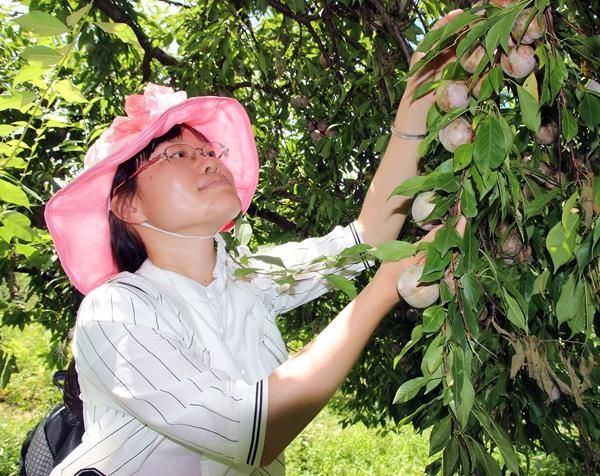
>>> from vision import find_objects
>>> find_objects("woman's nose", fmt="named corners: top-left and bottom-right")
top-left (197, 156), bottom-right (219, 174)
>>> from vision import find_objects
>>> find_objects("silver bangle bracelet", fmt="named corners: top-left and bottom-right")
top-left (391, 125), bottom-right (426, 140)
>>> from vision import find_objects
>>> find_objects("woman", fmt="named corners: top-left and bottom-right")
top-left (45, 11), bottom-right (462, 475)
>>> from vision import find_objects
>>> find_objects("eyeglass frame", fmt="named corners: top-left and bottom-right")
top-left (111, 141), bottom-right (229, 197)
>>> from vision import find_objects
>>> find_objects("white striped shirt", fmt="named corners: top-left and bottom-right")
top-left (51, 222), bottom-right (367, 476)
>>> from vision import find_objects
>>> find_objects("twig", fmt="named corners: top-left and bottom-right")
top-left (369, 0), bottom-right (413, 64)
top-left (92, 0), bottom-right (179, 67)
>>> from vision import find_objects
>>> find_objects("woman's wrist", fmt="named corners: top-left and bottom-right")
top-left (395, 86), bottom-right (432, 136)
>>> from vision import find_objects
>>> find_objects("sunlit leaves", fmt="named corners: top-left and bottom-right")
top-left (14, 11), bottom-right (68, 37)
top-left (0, 178), bottom-right (30, 207)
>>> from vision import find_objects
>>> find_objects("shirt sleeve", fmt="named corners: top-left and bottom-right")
top-left (73, 283), bottom-right (268, 470)
top-left (241, 221), bottom-right (372, 315)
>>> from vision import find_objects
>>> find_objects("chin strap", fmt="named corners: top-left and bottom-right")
top-left (140, 221), bottom-right (215, 240)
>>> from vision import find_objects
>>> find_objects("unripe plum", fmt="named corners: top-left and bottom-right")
top-left (291, 95), bottom-right (308, 109)
top-left (397, 263), bottom-right (440, 309)
top-left (497, 224), bottom-right (523, 259)
top-left (511, 8), bottom-right (546, 44)
top-left (324, 127), bottom-right (337, 138)
top-left (319, 52), bottom-right (330, 68)
top-left (438, 117), bottom-right (473, 152)
top-left (460, 45), bottom-right (486, 74)
top-left (535, 121), bottom-right (558, 145)
top-left (411, 191), bottom-right (437, 230)
top-left (501, 45), bottom-right (537, 79)
top-left (435, 80), bottom-right (470, 112)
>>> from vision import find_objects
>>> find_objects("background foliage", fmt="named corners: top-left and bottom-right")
top-left (0, 0), bottom-right (598, 474)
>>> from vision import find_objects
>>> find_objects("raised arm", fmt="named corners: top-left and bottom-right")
top-left (259, 215), bottom-right (468, 466)
top-left (355, 10), bottom-right (463, 246)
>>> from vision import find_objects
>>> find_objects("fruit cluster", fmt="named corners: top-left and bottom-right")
top-left (397, 1), bottom-right (553, 308)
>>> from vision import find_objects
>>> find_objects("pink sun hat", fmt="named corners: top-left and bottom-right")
top-left (45, 83), bottom-right (259, 295)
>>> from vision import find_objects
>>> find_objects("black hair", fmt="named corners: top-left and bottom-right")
top-left (108, 123), bottom-right (209, 273)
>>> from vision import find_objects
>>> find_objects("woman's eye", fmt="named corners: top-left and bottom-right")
top-left (170, 150), bottom-right (188, 160)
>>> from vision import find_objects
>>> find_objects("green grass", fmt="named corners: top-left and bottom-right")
top-left (0, 324), bottom-right (582, 476)
top-left (286, 408), bottom-right (430, 475)
top-left (0, 324), bottom-right (62, 476)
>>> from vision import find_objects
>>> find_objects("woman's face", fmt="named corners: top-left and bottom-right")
top-left (132, 127), bottom-right (242, 235)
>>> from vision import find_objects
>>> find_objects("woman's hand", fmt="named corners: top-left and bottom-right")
top-left (370, 216), bottom-right (467, 307)
top-left (395, 9), bottom-right (464, 133)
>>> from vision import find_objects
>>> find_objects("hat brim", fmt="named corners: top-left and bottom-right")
top-left (45, 96), bottom-right (259, 295)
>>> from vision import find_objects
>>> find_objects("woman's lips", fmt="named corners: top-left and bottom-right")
top-left (200, 175), bottom-right (232, 190)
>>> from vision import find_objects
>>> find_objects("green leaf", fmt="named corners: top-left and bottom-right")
top-left (485, 4), bottom-right (527, 56)
top-left (233, 267), bottom-right (259, 277)
top-left (421, 247), bottom-right (452, 283)
top-left (503, 291), bottom-right (528, 333)
top-left (0, 179), bottom-right (30, 207)
top-left (443, 437), bottom-right (460, 476)
top-left (579, 93), bottom-right (600, 129)
top-left (394, 325), bottom-right (423, 366)
top-left (561, 192), bottom-right (579, 230)
top-left (461, 179), bottom-right (478, 218)
top-left (15, 10), bottom-right (69, 36)
top-left (524, 188), bottom-right (560, 219)
top-left (54, 79), bottom-right (88, 103)
top-left (13, 62), bottom-right (47, 87)
top-left (429, 415), bottom-right (452, 455)
top-left (453, 143), bottom-right (473, 172)
top-left (532, 269), bottom-right (550, 296)
top-left (546, 215), bottom-right (579, 272)
top-left (0, 92), bottom-right (36, 112)
top-left (390, 175), bottom-right (431, 197)
top-left (422, 333), bottom-right (444, 376)
top-left (541, 50), bottom-right (567, 105)
top-left (473, 116), bottom-right (507, 175)
top-left (22, 45), bottom-right (63, 66)
top-left (95, 22), bottom-right (142, 50)
top-left (556, 275), bottom-right (584, 324)
top-left (393, 376), bottom-right (429, 404)
top-left (371, 240), bottom-right (416, 261)
top-left (234, 220), bottom-right (252, 247)
top-left (1, 211), bottom-right (34, 241)
top-left (473, 405), bottom-right (521, 475)
top-left (250, 255), bottom-right (286, 268)
top-left (456, 222), bottom-right (479, 275)
top-left (431, 173), bottom-right (460, 193)
top-left (466, 437), bottom-right (502, 476)
top-left (67, 3), bottom-right (93, 27)
top-left (561, 107), bottom-right (578, 143)
top-left (324, 274), bottom-right (357, 299)
top-left (417, 12), bottom-right (481, 54)
top-left (422, 305), bottom-right (446, 333)
top-left (434, 223), bottom-right (463, 256)
top-left (0, 350), bottom-right (18, 388)
top-left (517, 85), bottom-right (541, 132)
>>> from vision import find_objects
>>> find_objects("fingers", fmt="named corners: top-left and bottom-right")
top-left (431, 9), bottom-right (464, 31)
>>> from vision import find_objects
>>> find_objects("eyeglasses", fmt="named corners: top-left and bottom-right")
top-left (111, 142), bottom-right (229, 196)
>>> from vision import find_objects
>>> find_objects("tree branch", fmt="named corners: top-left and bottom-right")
top-left (92, 0), bottom-right (180, 69)
top-left (369, 0), bottom-right (413, 64)
top-left (248, 204), bottom-right (300, 233)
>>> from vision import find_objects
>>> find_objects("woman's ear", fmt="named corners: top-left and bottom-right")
top-left (110, 193), bottom-right (147, 224)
